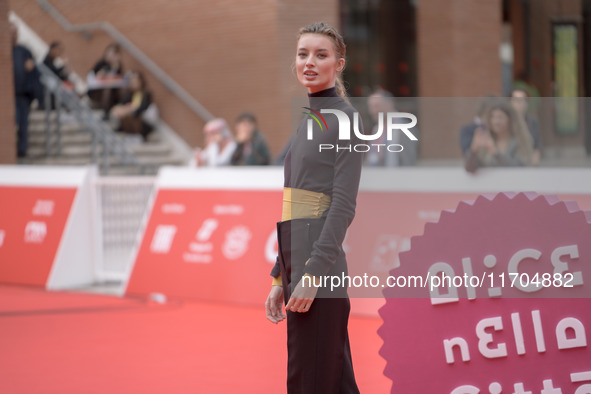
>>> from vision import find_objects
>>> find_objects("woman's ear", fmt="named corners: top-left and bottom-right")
top-left (336, 58), bottom-right (345, 73)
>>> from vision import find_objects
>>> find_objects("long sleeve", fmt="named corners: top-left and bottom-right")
top-left (304, 107), bottom-right (363, 278)
top-left (271, 87), bottom-right (363, 281)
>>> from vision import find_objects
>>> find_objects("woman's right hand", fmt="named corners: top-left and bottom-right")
top-left (265, 286), bottom-right (286, 324)
top-left (471, 127), bottom-right (496, 154)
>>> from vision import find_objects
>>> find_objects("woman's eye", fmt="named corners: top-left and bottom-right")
top-left (317, 53), bottom-right (326, 58)
top-left (298, 52), bottom-right (307, 57)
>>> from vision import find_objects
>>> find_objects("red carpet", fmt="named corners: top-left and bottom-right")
top-left (0, 285), bottom-right (390, 393)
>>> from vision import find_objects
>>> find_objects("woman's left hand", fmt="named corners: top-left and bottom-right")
top-left (285, 275), bottom-right (319, 313)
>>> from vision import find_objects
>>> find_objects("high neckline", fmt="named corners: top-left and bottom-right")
top-left (308, 86), bottom-right (339, 98)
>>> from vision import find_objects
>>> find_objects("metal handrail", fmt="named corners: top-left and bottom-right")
top-left (38, 62), bottom-right (138, 173)
top-left (36, 0), bottom-right (214, 122)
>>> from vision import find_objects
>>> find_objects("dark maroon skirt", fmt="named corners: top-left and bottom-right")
top-left (276, 218), bottom-right (359, 394)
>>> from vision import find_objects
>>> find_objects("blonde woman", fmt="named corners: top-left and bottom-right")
top-left (265, 22), bottom-right (362, 393)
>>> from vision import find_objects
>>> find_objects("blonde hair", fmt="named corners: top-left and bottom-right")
top-left (297, 22), bottom-right (347, 98)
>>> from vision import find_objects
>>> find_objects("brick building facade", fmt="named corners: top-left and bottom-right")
top-left (1, 0), bottom-right (16, 164)
top-left (1, 0), bottom-right (589, 163)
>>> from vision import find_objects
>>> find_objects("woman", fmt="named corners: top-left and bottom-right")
top-left (230, 112), bottom-right (271, 166)
top-left (265, 22), bottom-right (362, 393)
top-left (89, 43), bottom-right (124, 117)
top-left (110, 70), bottom-right (154, 141)
top-left (464, 101), bottom-right (534, 173)
top-left (193, 118), bottom-right (236, 167)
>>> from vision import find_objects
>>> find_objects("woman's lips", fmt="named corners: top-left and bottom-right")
top-left (304, 71), bottom-right (318, 81)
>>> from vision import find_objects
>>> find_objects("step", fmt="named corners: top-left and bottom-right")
top-left (29, 109), bottom-right (103, 123)
top-left (27, 139), bottom-right (172, 159)
top-left (28, 122), bottom-right (86, 135)
top-left (115, 131), bottom-right (164, 143)
top-left (130, 143), bottom-right (172, 157)
top-left (29, 132), bottom-right (94, 146)
top-left (25, 156), bottom-right (94, 166)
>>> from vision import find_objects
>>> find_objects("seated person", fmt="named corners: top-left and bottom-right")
top-left (464, 101), bottom-right (534, 173)
top-left (43, 41), bottom-right (69, 81)
top-left (88, 43), bottom-right (124, 116)
top-left (110, 70), bottom-right (154, 141)
top-left (231, 112), bottom-right (270, 165)
top-left (193, 118), bottom-right (237, 167)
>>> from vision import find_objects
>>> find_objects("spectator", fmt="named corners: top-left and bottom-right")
top-left (110, 71), bottom-right (154, 141)
top-left (365, 89), bottom-right (418, 166)
top-left (41, 41), bottom-right (71, 110)
top-left (510, 88), bottom-right (542, 165)
top-left (43, 41), bottom-right (69, 81)
top-left (193, 118), bottom-right (237, 167)
top-left (11, 22), bottom-right (40, 158)
top-left (89, 43), bottom-right (124, 117)
top-left (231, 112), bottom-right (271, 165)
top-left (464, 101), bottom-right (534, 173)
top-left (459, 95), bottom-right (499, 155)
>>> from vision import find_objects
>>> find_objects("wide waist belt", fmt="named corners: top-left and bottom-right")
top-left (281, 187), bottom-right (331, 222)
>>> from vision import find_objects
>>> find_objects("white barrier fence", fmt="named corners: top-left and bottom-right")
top-left (2, 165), bottom-right (591, 295)
top-left (93, 176), bottom-right (156, 282)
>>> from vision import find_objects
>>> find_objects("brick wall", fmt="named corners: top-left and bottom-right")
top-left (0, 0), bottom-right (16, 164)
top-left (417, 0), bottom-right (503, 159)
top-left (7, 0), bottom-right (338, 158)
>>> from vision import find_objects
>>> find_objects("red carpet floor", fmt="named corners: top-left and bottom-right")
top-left (0, 285), bottom-right (390, 393)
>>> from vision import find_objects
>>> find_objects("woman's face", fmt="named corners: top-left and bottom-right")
top-left (235, 120), bottom-right (254, 143)
top-left (489, 109), bottom-right (510, 136)
top-left (105, 47), bottom-right (120, 64)
top-left (295, 34), bottom-right (344, 93)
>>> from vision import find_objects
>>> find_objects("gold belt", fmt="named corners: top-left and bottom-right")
top-left (281, 187), bottom-right (331, 222)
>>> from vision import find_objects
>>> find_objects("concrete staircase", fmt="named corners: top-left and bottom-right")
top-left (23, 110), bottom-right (187, 175)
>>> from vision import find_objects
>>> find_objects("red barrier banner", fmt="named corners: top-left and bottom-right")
top-left (0, 186), bottom-right (77, 286)
top-left (125, 168), bottom-right (591, 318)
top-left (126, 189), bottom-right (283, 305)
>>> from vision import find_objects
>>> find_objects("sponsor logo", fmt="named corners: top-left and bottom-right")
top-left (25, 221), bottom-right (47, 244)
top-left (32, 200), bottom-right (55, 216)
top-left (150, 225), bottom-right (177, 254)
top-left (183, 219), bottom-right (218, 264)
top-left (222, 225), bottom-right (252, 260)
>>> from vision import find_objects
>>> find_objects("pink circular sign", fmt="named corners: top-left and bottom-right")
top-left (379, 193), bottom-right (591, 393)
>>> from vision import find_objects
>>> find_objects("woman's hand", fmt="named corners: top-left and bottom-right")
top-left (471, 127), bottom-right (497, 155)
top-left (265, 286), bottom-right (286, 324)
top-left (285, 275), bottom-right (319, 313)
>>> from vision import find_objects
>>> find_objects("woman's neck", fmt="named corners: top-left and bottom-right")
top-left (308, 86), bottom-right (338, 97)
top-left (494, 132), bottom-right (511, 152)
